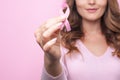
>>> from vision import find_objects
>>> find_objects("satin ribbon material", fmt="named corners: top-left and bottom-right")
top-left (60, 2), bottom-right (71, 32)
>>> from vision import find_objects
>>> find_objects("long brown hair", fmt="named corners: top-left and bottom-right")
top-left (61, 0), bottom-right (120, 58)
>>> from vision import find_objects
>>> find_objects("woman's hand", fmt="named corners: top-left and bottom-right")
top-left (34, 15), bottom-right (66, 76)
top-left (34, 15), bottom-right (66, 63)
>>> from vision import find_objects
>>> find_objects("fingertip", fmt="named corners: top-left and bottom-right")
top-left (57, 15), bottom-right (66, 22)
top-left (43, 38), bottom-right (57, 51)
top-left (60, 15), bottom-right (66, 19)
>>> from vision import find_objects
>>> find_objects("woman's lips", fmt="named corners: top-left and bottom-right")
top-left (86, 8), bottom-right (98, 13)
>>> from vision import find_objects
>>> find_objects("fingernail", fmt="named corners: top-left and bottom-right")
top-left (60, 15), bottom-right (66, 19)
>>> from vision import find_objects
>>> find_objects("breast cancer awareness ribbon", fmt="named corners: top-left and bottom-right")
top-left (60, 2), bottom-right (71, 32)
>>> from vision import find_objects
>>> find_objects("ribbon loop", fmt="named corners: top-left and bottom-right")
top-left (60, 2), bottom-right (71, 32)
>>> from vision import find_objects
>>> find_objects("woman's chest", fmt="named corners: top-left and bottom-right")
top-left (65, 56), bottom-right (120, 80)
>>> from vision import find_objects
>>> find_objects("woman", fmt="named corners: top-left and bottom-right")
top-left (34, 0), bottom-right (120, 80)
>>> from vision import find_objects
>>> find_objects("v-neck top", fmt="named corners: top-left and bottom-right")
top-left (41, 40), bottom-right (120, 80)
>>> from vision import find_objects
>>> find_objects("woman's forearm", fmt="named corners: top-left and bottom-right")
top-left (44, 54), bottom-right (62, 77)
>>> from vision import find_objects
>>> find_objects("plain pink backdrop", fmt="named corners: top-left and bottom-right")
top-left (0, 0), bottom-right (120, 80)
top-left (0, 0), bottom-right (62, 80)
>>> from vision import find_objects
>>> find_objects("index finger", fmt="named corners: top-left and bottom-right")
top-left (44, 15), bottom-right (66, 29)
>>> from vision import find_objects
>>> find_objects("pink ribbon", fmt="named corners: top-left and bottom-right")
top-left (60, 2), bottom-right (71, 32)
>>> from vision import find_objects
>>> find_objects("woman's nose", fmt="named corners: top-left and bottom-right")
top-left (88, 0), bottom-right (96, 5)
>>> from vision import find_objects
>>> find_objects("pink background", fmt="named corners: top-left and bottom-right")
top-left (0, 0), bottom-right (120, 80)
top-left (0, 0), bottom-right (62, 80)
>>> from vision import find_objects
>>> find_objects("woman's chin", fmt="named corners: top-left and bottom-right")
top-left (83, 17), bottom-right (101, 22)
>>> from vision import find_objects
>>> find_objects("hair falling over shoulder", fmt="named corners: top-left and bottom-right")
top-left (60, 0), bottom-right (120, 58)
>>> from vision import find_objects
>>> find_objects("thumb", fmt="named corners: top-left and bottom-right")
top-left (55, 31), bottom-right (62, 45)
top-left (43, 38), bottom-right (57, 51)
top-left (43, 31), bottom-right (61, 52)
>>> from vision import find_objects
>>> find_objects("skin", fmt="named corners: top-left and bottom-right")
top-left (75, 0), bottom-right (108, 56)
top-left (34, 0), bottom-right (108, 77)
